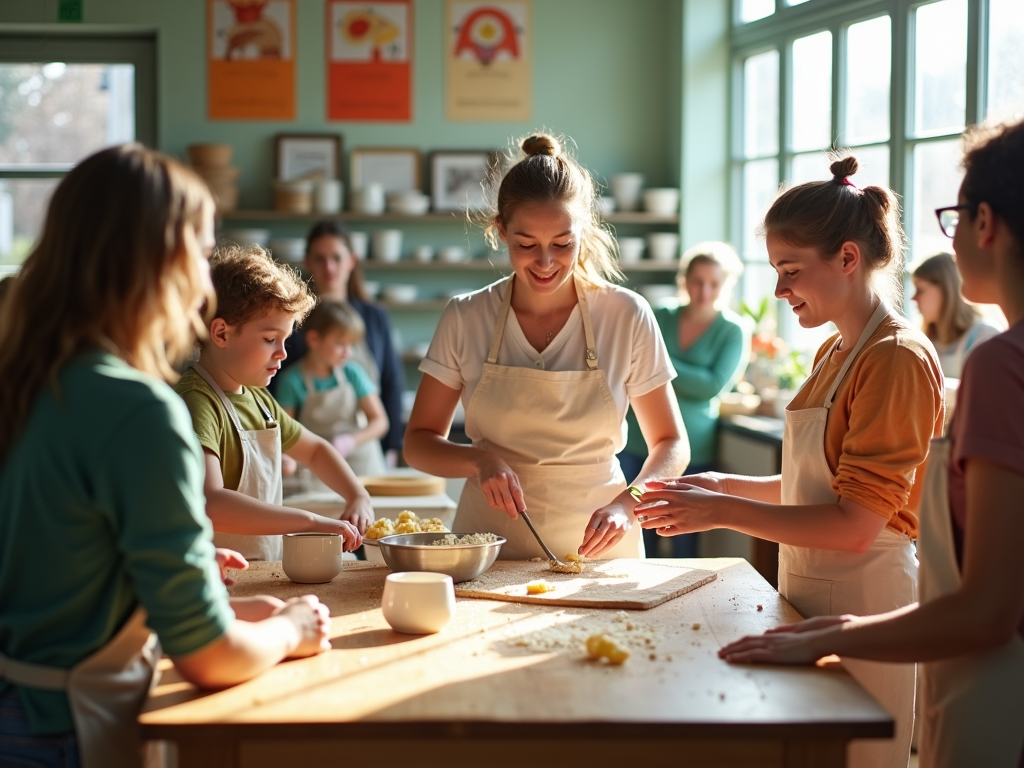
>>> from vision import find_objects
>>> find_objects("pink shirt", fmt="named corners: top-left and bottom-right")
top-left (948, 320), bottom-right (1024, 641)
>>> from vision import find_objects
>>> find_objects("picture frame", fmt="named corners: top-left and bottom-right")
top-left (274, 134), bottom-right (342, 181)
top-left (430, 150), bottom-right (496, 212)
top-left (350, 148), bottom-right (422, 193)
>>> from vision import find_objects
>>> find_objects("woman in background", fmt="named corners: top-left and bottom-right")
top-left (619, 241), bottom-right (750, 557)
top-left (912, 251), bottom-right (1001, 378)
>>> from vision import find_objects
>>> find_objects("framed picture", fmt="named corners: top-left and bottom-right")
top-left (350, 148), bottom-right (421, 193)
top-left (275, 134), bottom-right (342, 181)
top-left (430, 150), bottom-right (495, 212)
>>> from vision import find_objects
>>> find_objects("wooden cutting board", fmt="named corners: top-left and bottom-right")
top-left (455, 559), bottom-right (716, 610)
top-left (359, 475), bottom-right (446, 496)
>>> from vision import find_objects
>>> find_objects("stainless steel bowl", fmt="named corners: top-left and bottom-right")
top-left (375, 532), bottom-right (505, 583)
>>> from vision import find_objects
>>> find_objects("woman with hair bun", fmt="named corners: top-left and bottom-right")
top-left (405, 133), bottom-right (688, 560)
top-left (637, 154), bottom-right (944, 768)
top-left (912, 251), bottom-right (1001, 379)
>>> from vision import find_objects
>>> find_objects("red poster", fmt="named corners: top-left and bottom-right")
top-left (208, 0), bottom-right (296, 120)
top-left (327, 0), bottom-right (412, 122)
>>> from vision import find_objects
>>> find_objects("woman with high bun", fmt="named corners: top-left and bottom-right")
top-left (636, 155), bottom-right (944, 768)
top-left (404, 134), bottom-right (688, 560)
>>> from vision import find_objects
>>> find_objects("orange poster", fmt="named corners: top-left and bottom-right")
top-left (208, 0), bottom-right (296, 120)
top-left (327, 0), bottom-right (412, 122)
top-left (446, 0), bottom-right (531, 122)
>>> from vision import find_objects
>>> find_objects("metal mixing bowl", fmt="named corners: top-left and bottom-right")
top-left (375, 532), bottom-right (505, 583)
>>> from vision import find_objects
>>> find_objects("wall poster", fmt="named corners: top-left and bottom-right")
top-left (445, 0), bottom-right (531, 122)
top-left (327, 0), bottom-right (412, 121)
top-left (208, 0), bottom-right (296, 120)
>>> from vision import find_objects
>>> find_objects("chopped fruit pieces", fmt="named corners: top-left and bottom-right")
top-left (526, 580), bottom-right (556, 595)
top-left (586, 634), bottom-right (630, 665)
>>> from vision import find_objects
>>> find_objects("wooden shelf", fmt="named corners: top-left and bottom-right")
top-left (358, 259), bottom-right (677, 272)
top-left (220, 209), bottom-right (679, 225)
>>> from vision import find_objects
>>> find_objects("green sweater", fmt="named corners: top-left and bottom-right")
top-left (624, 306), bottom-right (750, 466)
top-left (0, 351), bottom-right (233, 734)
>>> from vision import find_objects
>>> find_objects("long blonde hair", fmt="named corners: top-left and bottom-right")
top-left (0, 144), bottom-right (213, 459)
top-left (481, 133), bottom-right (623, 287)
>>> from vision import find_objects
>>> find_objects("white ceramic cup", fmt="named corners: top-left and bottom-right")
top-left (352, 183), bottom-right (385, 215)
top-left (372, 229), bottom-right (403, 263)
top-left (647, 232), bottom-right (681, 262)
top-left (437, 245), bottom-right (467, 263)
top-left (381, 572), bottom-right (455, 634)
top-left (347, 231), bottom-right (368, 261)
top-left (282, 532), bottom-right (344, 584)
top-left (412, 244), bottom-right (435, 263)
top-left (314, 180), bottom-right (343, 214)
top-left (642, 188), bottom-right (680, 216)
top-left (610, 173), bottom-right (644, 212)
top-left (617, 236), bottom-right (646, 264)
top-left (596, 196), bottom-right (617, 216)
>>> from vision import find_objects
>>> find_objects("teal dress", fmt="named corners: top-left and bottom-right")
top-left (624, 305), bottom-right (750, 467)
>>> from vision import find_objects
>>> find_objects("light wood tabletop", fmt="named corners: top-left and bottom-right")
top-left (140, 558), bottom-right (891, 768)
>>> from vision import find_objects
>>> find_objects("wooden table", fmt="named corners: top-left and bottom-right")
top-left (140, 558), bottom-right (891, 768)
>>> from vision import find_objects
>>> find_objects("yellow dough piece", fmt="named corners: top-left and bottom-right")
top-left (526, 580), bottom-right (556, 595)
top-left (586, 634), bottom-right (630, 665)
top-left (365, 518), bottom-right (396, 539)
top-left (367, 511), bottom-right (449, 539)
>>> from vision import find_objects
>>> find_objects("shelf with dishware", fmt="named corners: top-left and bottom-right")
top-left (218, 209), bottom-right (680, 226)
top-left (355, 259), bottom-right (679, 272)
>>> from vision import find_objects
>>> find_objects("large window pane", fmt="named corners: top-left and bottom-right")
top-left (742, 158), bottom-right (779, 263)
top-left (787, 145), bottom-right (889, 191)
top-left (914, 0), bottom-right (967, 137)
top-left (911, 139), bottom-right (963, 259)
top-left (0, 178), bottom-right (58, 265)
top-left (846, 16), bottom-right (891, 144)
top-left (791, 31), bottom-right (832, 152)
top-left (987, 0), bottom-right (1024, 122)
top-left (789, 151), bottom-right (830, 186)
top-left (744, 50), bottom-right (780, 158)
top-left (740, 0), bottom-right (774, 24)
top-left (0, 63), bottom-right (134, 169)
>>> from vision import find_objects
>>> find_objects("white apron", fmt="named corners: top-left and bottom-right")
top-left (0, 608), bottom-right (160, 768)
top-left (193, 364), bottom-right (284, 561)
top-left (297, 365), bottom-right (386, 477)
top-left (778, 303), bottom-right (917, 768)
top-left (917, 437), bottom-right (1024, 768)
top-left (454, 276), bottom-right (642, 561)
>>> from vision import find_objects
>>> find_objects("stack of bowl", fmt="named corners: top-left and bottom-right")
top-left (188, 144), bottom-right (239, 213)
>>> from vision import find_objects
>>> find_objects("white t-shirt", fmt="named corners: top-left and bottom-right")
top-left (420, 277), bottom-right (675, 451)
top-left (933, 319), bottom-right (1002, 379)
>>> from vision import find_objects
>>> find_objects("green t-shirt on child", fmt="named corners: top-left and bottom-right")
top-left (275, 359), bottom-right (377, 414)
top-left (174, 366), bottom-right (303, 491)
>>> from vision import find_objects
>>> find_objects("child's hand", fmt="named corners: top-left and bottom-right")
top-left (342, 496), bottom-right (375, 536)
top-left (335, 519), bottom-right (363, 551)
top-left (331, 434), bottom-right (357, 457)
top-left (278, 595), bottom-right (332, 658)
top-left (214, 548), bottom-right (248, 586)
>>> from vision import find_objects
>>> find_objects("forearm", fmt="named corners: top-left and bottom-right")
top-left (719, 496), bottom-right (883, 552)
top-left (632, 436), bottom-right (689, 488)
top-left (172, 617), bottom-right (299, 688)
top-left (404, 427), bottom-right (492, 479)
top-left (306, 441), bottom-right (372, 502)
top-left (718, 473), bottom-right (782, 504)
top-left (206, 488), bottom-right (339, 534)
top-left (352, 416), bottom-right (389, 445)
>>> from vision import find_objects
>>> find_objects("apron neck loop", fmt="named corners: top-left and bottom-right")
top-left (822, 301), bottom-right (890, 409)
top-left (193, 363), bottom-right (277, 429)
top-left (574, 279), bottom-right (599, 370)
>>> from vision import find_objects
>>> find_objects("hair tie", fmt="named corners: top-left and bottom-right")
top-left (841, 177), bottom-right (857, 189)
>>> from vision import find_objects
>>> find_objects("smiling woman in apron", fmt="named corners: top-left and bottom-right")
top-left (638, 155), bottom-right (944, 768)
top-left (405, 133), bottom-right (689, 560)
top-left (719, 119), bottom-right (1024, 768)
top-left (277, 299), bottom-right (389, 478)
top-left (0, 146), bottom-right (331, 768)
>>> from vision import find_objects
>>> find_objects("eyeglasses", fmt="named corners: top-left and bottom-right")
top-left (935, 204), bottom-right (975, 238)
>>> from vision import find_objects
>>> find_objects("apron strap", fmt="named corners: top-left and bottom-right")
top-left (823, 302), bottom-right (890, 409)
top-left (193, 363), bottom-right (276, 429)
top-left (485, 275), bottom-right (599, 369)
top-left (0, 650), bottom-right (69, 690)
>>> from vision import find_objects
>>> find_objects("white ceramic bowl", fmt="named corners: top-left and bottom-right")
top-left (610, 173), bottom-right (644, 212)
top-left (597, 196), bottom-right (617, 216)
top-left (223, 228), bottom-right (271, 247)
top-left (282, 532), bottom-right (344, 584)
top-left (617, 236), bottom-right (645, 264)
top-left (637, 284), bottom-right (679, 307)
top-left (411, 245), bottom-right (435, 263)
top-left (647, 232), bottom-right (681, 262)
top-left (269, 237), bottom-right (306, 263)
top-left (381, 572), bottom-right (455, 634)
top-left (387, 193), bottom-right (431, 216)
top-left (643, 188), bottom-right (680, 216)
top-left (438, 245), bottom-right (467, 263)
top-left (382, 284), bottom-right (418, 303)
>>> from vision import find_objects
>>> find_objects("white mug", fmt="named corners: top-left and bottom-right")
top-left (314, 180), bottom-right (343, 214)
top-left (282, 532), bottom-right (344, 584)
top-left (381, 572), bottom-right (455, 634)
top-left (647, 232), bottom-right (681, 262)
top-left (618, 236), bottom-right (646, 264)
top-left (610, 173), bottom-right (644, 212)
top-left (372, 229), bottom-right (403, 263)
top-left (352, 183), bottom-right (385, 215)
top-left (347, 231), bottom-right (368, 261)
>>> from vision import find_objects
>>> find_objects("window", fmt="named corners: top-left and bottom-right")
top-left (732, 0), bottom-right (1020, 351)
top-left (0, 34), bottom-right (155, 267)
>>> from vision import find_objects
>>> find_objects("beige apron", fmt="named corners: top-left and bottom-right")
top-left (455, 276), bottom-right (641, 561)
top-left (0, 608), bottom-right (160, 768)
top-left (917, 438), bottom-right (1024, 768)
top-left (297, 365), bottom-right (386, 478)
top-left (778, 303), bottom-right (917, 768)
top-left (194, 364), bottom-right (284, 561)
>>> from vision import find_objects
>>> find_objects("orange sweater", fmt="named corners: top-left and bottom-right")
top-left (788, 314), bottom-right (944, 537)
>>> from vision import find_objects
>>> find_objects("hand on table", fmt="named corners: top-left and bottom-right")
top-left (279, 595), bottom-right (332, 658)
top-left (331, 433), bottom-right (357, 457)
top-left (579, 502), bottom-right (632, 558)
top-left (341, 495), bottom-right (375, 536)
top-left (718, 622), bottom-right (842, 665)
top-left (476, 453), bottom-right (525, 519)
top-left (214, 548), bottom-right (248, 586)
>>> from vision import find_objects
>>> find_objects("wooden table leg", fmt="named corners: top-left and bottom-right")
top-left (784, 739), bottom-right (847, 768)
